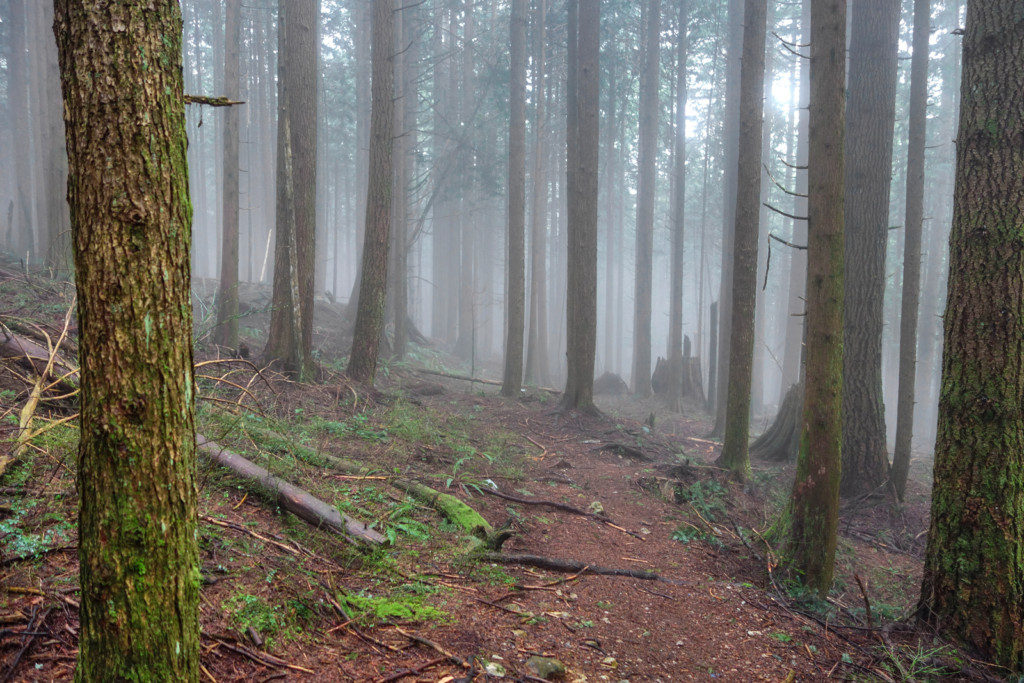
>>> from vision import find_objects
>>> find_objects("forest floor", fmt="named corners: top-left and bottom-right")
top-left (0, 265), bottom-right (1000, 682)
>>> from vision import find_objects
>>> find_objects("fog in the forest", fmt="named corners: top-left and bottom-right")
top-left (0, 0), bottom-right (964, 454)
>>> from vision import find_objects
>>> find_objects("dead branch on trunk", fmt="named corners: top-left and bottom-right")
top-left (184, 94), bottom-right (245, 107)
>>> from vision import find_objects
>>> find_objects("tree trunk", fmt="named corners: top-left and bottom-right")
top-left (711, 0), bottom-right (744, 436)
top-left (347, 0), bottom-right (395, 383)
top-left (561, 0), bottom-right (599, 412)
top-left (918, 0), bottom-right (1024, 670)
top-left (667, 0), bottom-right (689, 412)
top-left (718, 0), bottom-right (767, 482)
top-left (8, 0), bottom-right (36, 261)
top-left (525, 0), bottom-right (550, 386)
top-left (840, 0), bottom-right (899, 498)
top-left (780, 0), bottom-right (810, 402)
top-left (214, 0), bottom-right (242, 350)
top-left (54, 1), bottom-right (199, 677)
top-left (891, 0), bottom-right (930, 501)
top-left (631, 0), bottom-right (660, 397)
top-left (783, 0), bottom-right (845, 597)
top-left (502, 0), bottom-right (528, 396)
top-left (388, 4), bottom-right (409, 360)
top-left (264, 0), bottom-right (318, 379)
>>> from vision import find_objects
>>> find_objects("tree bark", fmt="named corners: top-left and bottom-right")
top-left (711, 0), bottom-right (744, 437)
top-left (783, 0), bottom-right (845, 597)
top-left (525, 0), bottom-right (550, 386)
top-left (561, 0), bottom-right (599, 412)
top-left (918, 0), bottom-right (1024, 670)
top-left (214, 0), bottom-right (242, 350)
top-left (631, 0), bottom-right (660, 397)
top-left (347, 0), bottom-right (395, 383)
top-left (841, 0), bottom-right (900, 498)
top-left (718, 0), bottom-right (766, 482)
top-left (667, 0), bottom-right (689, 412)
top-left (779, 0), bottom-right (809, 402)
top-left (264, 0), bottom-right (318, 379)
top-left (891, 0), bottom-right (930, 501)
top-left (502, 0), bottom-right (528, 396)
top-left (54, 1), bottom-right (199, 677)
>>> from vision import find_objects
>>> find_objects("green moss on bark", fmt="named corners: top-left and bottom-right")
top-left (54, 2), bottom-right (200, 680)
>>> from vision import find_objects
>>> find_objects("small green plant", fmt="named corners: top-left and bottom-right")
top-left (224, 593), bottom-right (286, 640)
top-left (878, 642), bottom-right (959, 680)
top-left (336, 590), bottom-right (446, 625)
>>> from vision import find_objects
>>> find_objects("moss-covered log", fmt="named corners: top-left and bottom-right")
top-left (242, 426), bottom-right (494, 542)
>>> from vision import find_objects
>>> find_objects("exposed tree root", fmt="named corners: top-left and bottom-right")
top-left (750, 382), bottom-right (802, 462)
top-left (597, 442), bottom-right (655, 463)
top-left (197, 435), bottom-right (386, 546)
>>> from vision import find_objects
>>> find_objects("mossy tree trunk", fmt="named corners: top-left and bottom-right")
top-left (54, 1), bottom-right (199, 679)
top-left (918, 0), bottom-right (1024, 670)
top-left (213, 0), bottom-right (242, 350)
top-left (561, 0), bottom-right (599, 412)
top-left (501, 0), bottom-right (527, 397)
top-left (783, 0), bottom-right (845, 597)
top-left (718, 0), bottom-right (766, 482)
top-left (711, 0), bottom-right (744, 437)
top-left (347, 0), bottom-right (395, 383)
top-left (891, 0), bottom-right (929, 501)
top-left (840, 0), bottom-right (899, 498)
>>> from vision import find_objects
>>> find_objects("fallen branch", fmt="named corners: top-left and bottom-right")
top-left (1, 606), bottom-right (51, 682)
top-left (394, 627), bottom-right (470, 669)
top-left (479, 487), bottom-right (603, 520)
top-left (478, 486), bottom-right (639, 540)
top-left (477, 552), bottom-right (663, 581)
top-left (207, 636), bottom-right (313, 674)
top-left (377, 656), bottom-right (447, 683)
top-left (197, 435), bottom-right (386, 546)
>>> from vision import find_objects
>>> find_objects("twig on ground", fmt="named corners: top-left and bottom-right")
top-left (376, 656), bottom-right (447, 683)
top-left (1, 606), bottom-right (51, 683)
top-left (393, 627), bottom-right (470, 669)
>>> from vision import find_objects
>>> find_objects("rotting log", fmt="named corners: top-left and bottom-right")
top-left (196, 435), bottom-right (386, 546)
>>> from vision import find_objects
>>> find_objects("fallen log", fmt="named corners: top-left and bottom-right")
top-left (477, 552), bottom-right (663, 581)
top-left (0, 328), bottom-right (78, 387)
top-left (196, 435), bottom-right (386, 546)
top-left (238, 425), bottom-right (498, 544)
top-left (413, 368), bottom-right (561, 395)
